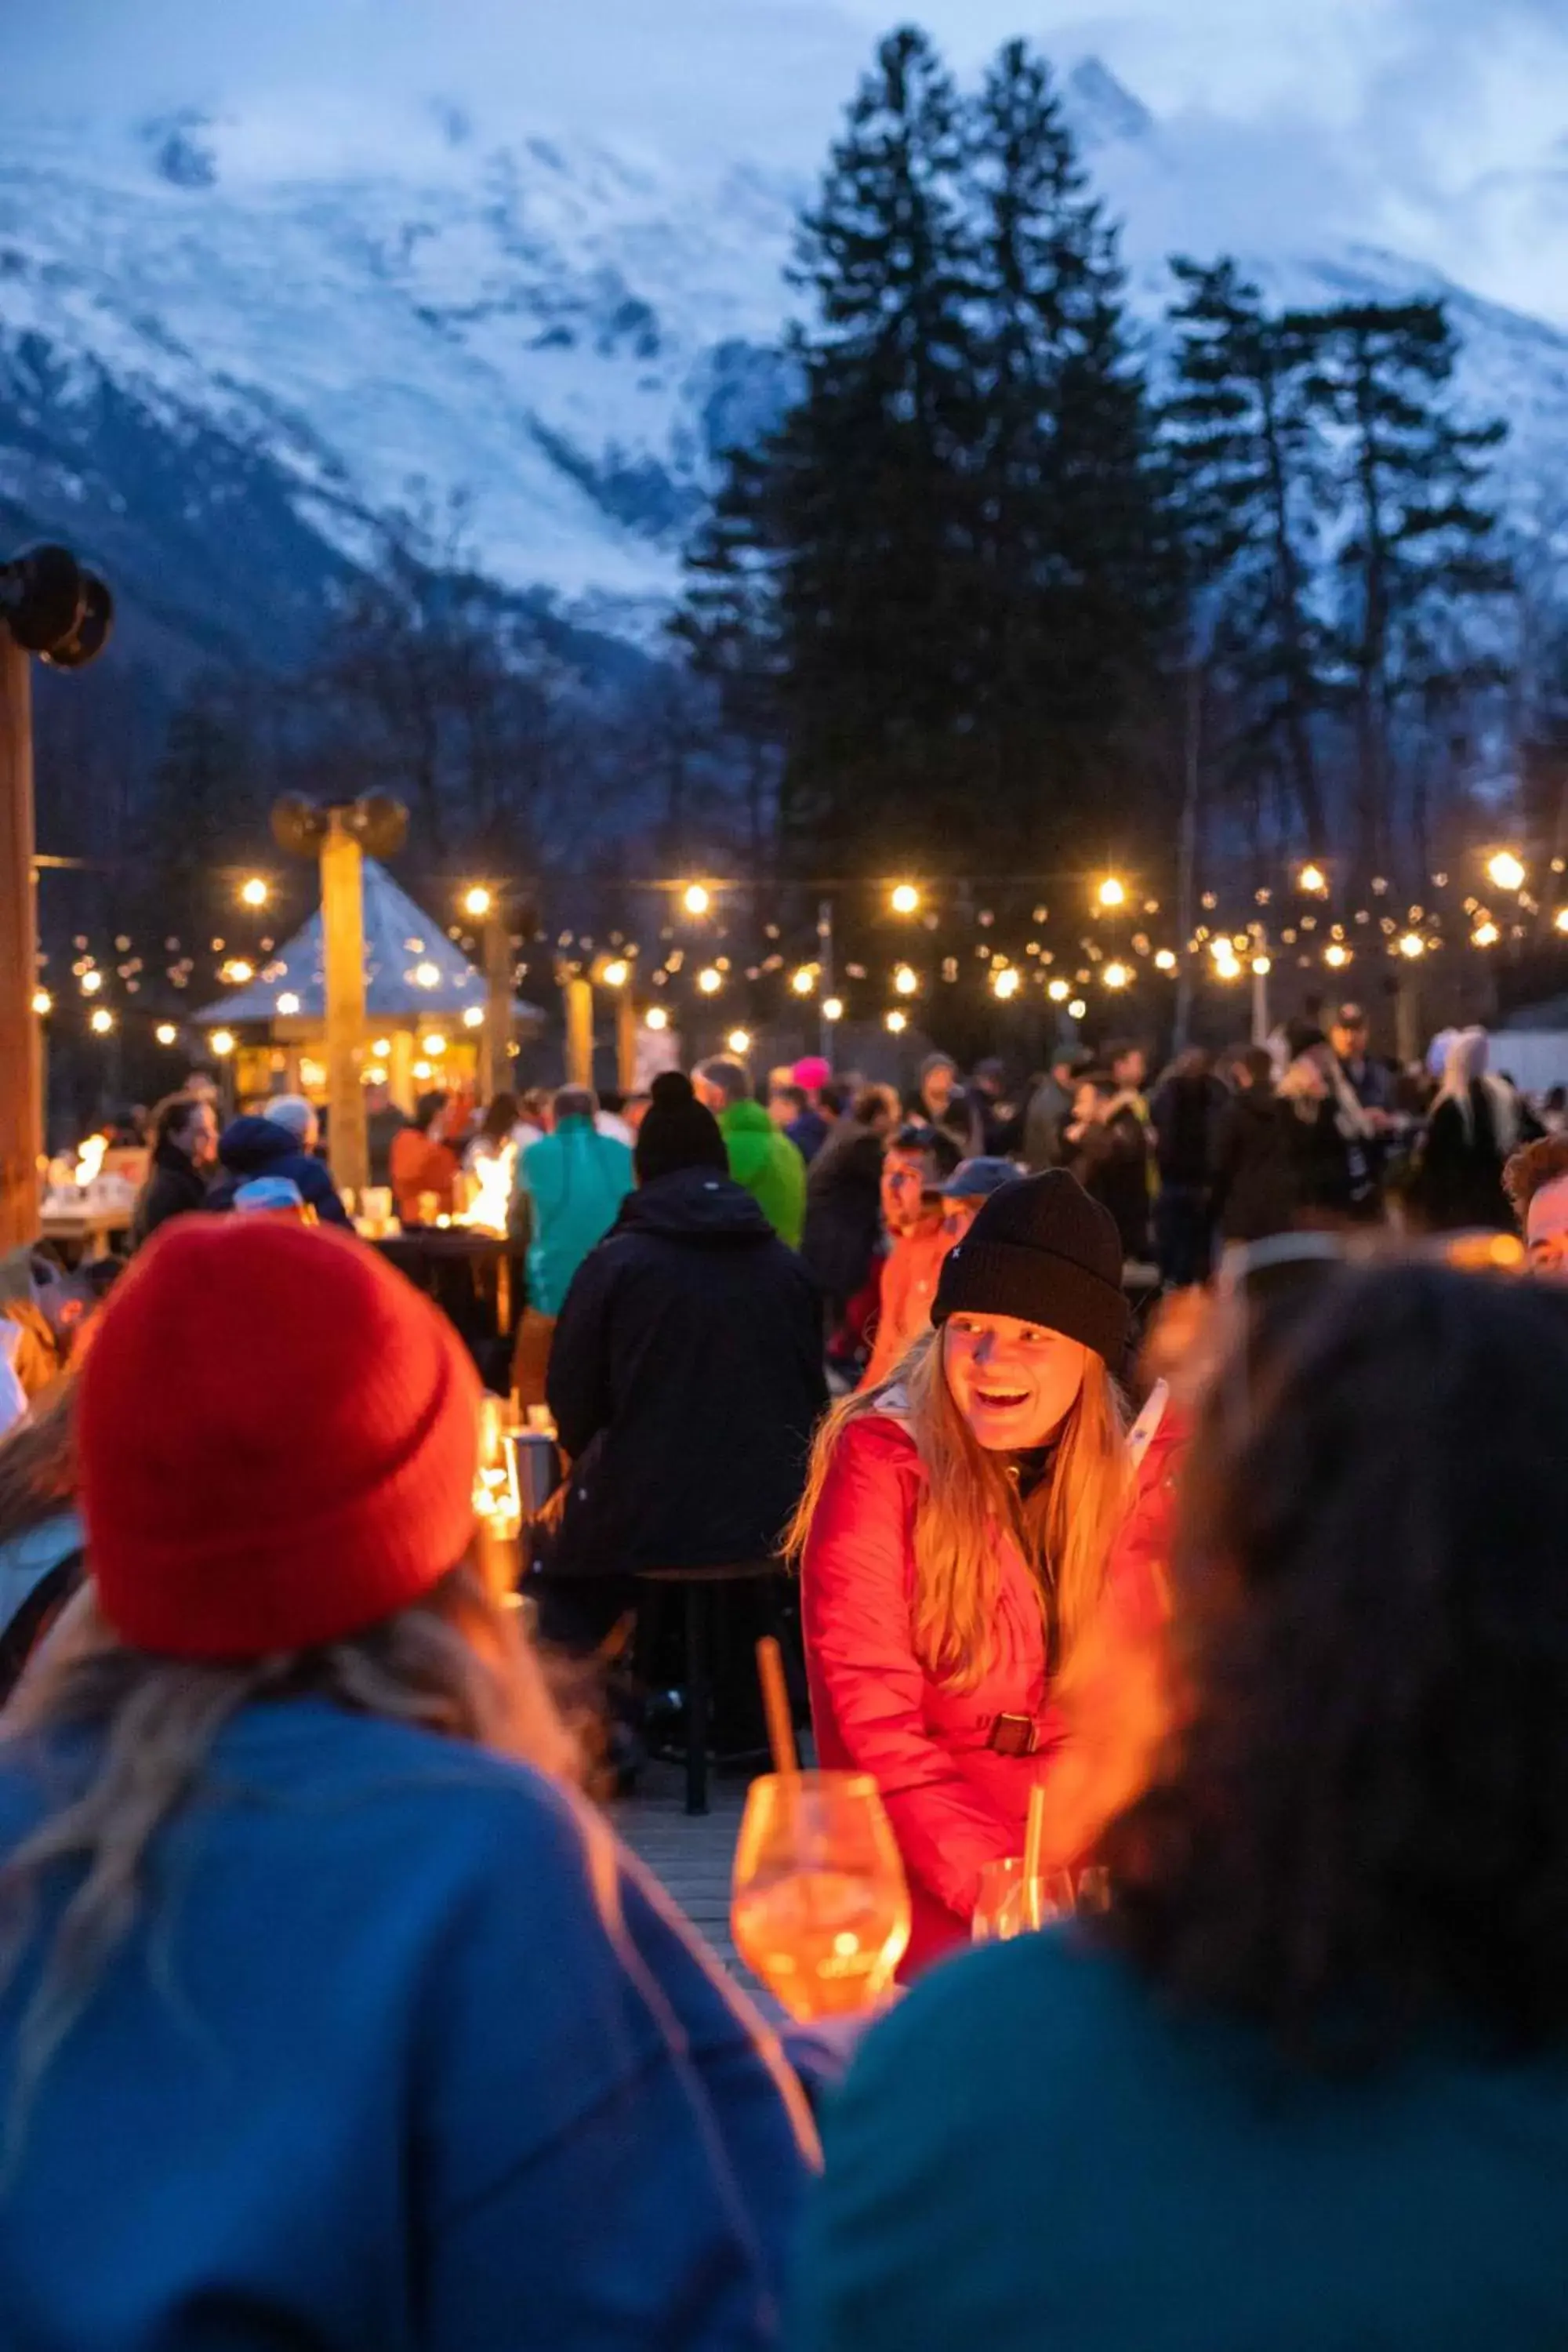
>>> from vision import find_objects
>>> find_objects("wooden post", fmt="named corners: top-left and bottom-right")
top-left (0, 631), bottom-right (42, 1253)
top-left (320, 811), bottom-right (368, 1195)
top-left (481, 911), bottom-right (513, 1102)
top-left (564, 976), bottom-right (593, 1089)
top-left (615, 992), bottom-right (637, 1094)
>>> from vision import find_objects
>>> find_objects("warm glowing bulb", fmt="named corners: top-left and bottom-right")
top-left (1298, 862), bottom-right (1328, 895)
top-left (1047, 978), bottom-right (1069, 1002)
top-left (1251, 954), bottom-right (1272, 977)
top-left (271, 990), bottom-right (299, 1015)
top-left (463, 1004), bottom-right (485, 1028)
top-left (415, 961), bottom-right (441, 989)
top-left (463, 886), bottom-right (492, 918)
top-left (1153, 948), bottom-right (1177, 972)
top-left (412, 1058), bottom-right (433, 1080)
top-left (241, 877), bottom-right (268, 909)
top-left (89, 1007), bottom-right (114, 1035)
top-left (1472, 920), bottom-right (1501, 948)
top-left (1555, 907), bottom-right (1568, 935)
top-left (992, 966), bottom-right (1021, 1000)
top-left (1486, 851), bottom-right (1525, 893)
top-left (422, 1033), bottom-right (448, 1056)
top-left (697, 967), bottom-right (722, 996)
top-left (31, 989), bottom-right (52, 1015)
top-left (1397, 932), bottom-right (1425, 960)
top-left (791, 966), bottom-right (816, 996)
top-left (645, 1006), bottom-right (670, 1032)
top-left (221, 959), bottom-right (254, 985)
top-left (211, 1027), bottom-right (234, 1055)
top-left (886, 1008), bottom-right (908, 1033)
top-left (890, 883), bottom-right (920, 916)
top-left (1068, 997), bottom-right (1087, 1021)
top-left (372, 1037), bottom-right (392, 1057)
top-left (155, 1021), bottom-right (178, 1045)
top-left (726, 1028), bottom-right (752, 1055)
top-left (894, 964), bottom-right (918, 996)
top-left (1324, 942), bottom-right (1349, 969)
top-left (822, 995), bottom-right (844, 1022)
top-left (1102, 960), bottom-right (1131, 989)
top-left (683, 884), bottom-right (710, 917)
top-left (1097, 876), bottom-right (1126, 910)
top-left (601, 958), bottom-right (630, 989)
top-left (79, 968), bottom-right (103, 995)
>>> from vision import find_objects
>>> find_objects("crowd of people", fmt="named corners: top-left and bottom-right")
top-left (0, 1007), bottom-right (1566, 2344)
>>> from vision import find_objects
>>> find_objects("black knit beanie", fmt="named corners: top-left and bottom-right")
top-left (932, 1168), bottom-right (1130, 1366)
top-left (635, 1071), bottom-right (729, 1185)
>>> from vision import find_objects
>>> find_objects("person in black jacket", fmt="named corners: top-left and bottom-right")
top-left (205, 1098), bottom-right (350, 1226)
top-left (1209, 1047), bottom-right (1295, 1243)
top-left (129, 1092), bottom-right (217, 1250)
top-left (800, 1085), bottom-right (898, 1334)
top-left (539, 1071), bottom-right (828, 1671)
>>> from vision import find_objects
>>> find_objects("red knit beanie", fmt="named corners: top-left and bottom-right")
top-left (79, 1218), bottom-right (481, 1659)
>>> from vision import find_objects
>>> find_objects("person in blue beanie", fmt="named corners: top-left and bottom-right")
top-left (0, 1214), bottom-right (815, 2350)
top-left (795, 1263), bottom-right (1568, 2352)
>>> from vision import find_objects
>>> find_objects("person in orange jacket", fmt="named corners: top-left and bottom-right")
top-left (794, 1171), bottom-right (1134, 1973)
top-left (858, 1125), bottom-right (962, 1393)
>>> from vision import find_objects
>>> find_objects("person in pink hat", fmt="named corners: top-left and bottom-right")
top-left (0, 1217), bottom-right (815, 2349)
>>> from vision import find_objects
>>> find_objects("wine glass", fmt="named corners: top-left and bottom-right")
top-left (971, 1858), bottom-right (1076, 1943)
top-left (731, 1771), bottom-right (911, 2020)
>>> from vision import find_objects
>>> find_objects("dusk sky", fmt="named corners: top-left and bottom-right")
top-left (9, 0), bottom-right (1568, 321)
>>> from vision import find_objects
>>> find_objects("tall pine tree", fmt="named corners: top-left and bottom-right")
top-left (966, 41), bottom-right (1173, 858)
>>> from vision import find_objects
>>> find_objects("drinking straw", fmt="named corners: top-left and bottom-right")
top-left (1024, 1782), bottom-right (1047, 1888)
top-left (755, 1636), bottom-right (799, 1775)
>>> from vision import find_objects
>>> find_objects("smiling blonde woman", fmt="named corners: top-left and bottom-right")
top-left (790, 1171), bottom-right (1141, 1972)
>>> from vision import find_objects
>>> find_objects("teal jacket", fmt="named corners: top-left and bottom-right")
top-left (793, 1928), bottom-right (1568, 2352)
top-left (514, 1118), bottom-right (633, 1316)
top-left (720, 1102), bottom-right (806, 1249)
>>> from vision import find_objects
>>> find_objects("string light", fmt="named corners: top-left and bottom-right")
top-left (1397, 932), bottom-right (1426, 960)
top-left (601, 959), bottom-right (630, 989)
top-left (697, 967), bottom-right (723, 995)
top-left (1153, 948), bottom-right (1177, 972)
top-left (1486, 851), bottom-right (1526, 893)
top-left (275, 992), bottom-right (300, 1015)
top-left (1102, 961), bottom-right (1131, 989)
top-left (1096, 877), bottom-right (1126, 910)
top-left (645, 1006), bottom-right (670, 1032)
top-left (210, 1027), bottom-right (235, 1056)
top-left (240, 877), bottom-right (269, 909)
top-left (89, 1007), bottom-right (114, 1035)
top-left (1472, 920), bottom-right (1501, 949)
top-left (220, 960), bottom-right (253, 985)
top-left (31, 989), bottom-right (51, 1015)
top-left (414, 961), bottom-right (441, 989)
top-left (886, 1008), bottom-right (908, 1033)
top-left (463, 1004), bottom-right (485, 1027)
top-left (412, 1058), bottom-right (433, 1081)
top-left (889, 884), bottom-right (920, 916)
top-left (372, 1037), bottom-right (392, 1057)
top-left (726, 1028), bottom-right (752, 1055)
top-left (893, 964), bottom-right (919, 996)
top-left (1555, 908), bottom-right (1568, 935)
top-left (79, 969), bottom-right (103, 995)
top-left (463, 886), bottom-right (492, 918)
top-left (1298, 863), bottom-right (1328, 895)
top-left (421, 1033), bottom-right (448, 1057)
top-left (791, 966), bottom-right (816, 996)
top-left (1251, 955), bottom-right (1272, 977)
top-left (1324, 942), bottom-right (1350, 969)
top-left (822, 996), bottom-right (844, 1022)
top-left (682, 884), bottom-right (710, 917)
top-left (992, 967), bottom-right (1021, 1000)
top-left (1068, 997), bottom-right (1087, 1020)
top-left (1047, 978), bottom-right (1069, 1002)
top-left (154, 1022), bottom-right (178, 1045)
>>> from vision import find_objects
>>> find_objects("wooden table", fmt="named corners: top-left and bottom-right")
top-left (370, 1229), bottom-right (520, 1370)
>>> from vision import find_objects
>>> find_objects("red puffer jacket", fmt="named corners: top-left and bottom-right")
top-left (801, 1414), bottom-right (1065, 1975)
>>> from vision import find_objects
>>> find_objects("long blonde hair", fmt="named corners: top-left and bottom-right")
top-left (0, 1562), bottom-right (575, 2145)
top-left (789, 1329), bottom-right (1129, 1690)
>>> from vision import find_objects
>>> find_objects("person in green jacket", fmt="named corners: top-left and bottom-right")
top-left (510, 1087), bottom-right (633, 1319)
top-left (695, 1059), bottom-right (806, 1248)
top-left (794, 1261), bottom-right (1568, 2352)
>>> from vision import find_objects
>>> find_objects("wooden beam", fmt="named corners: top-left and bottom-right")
top-left (0, 632), bottom-right (41, 1253)
top-left (481, 912), bottom-right (513, 1101)
top-left (564, 976), bottom-right (593, 1090)
top-left (321, 811), bottom-right (368, 1196)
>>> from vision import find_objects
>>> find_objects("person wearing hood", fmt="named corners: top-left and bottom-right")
top-left (694, 1059), bottom-right (808, 1247)
top-left (539, 1073), bottom-right (827, 1649)
top-left (129, 1091), bottom-right (218, 1250)
top-left (205, 1095), bottom-right (349, 1226)
top-left (1411, 1028), bottom-right (1537, 1232)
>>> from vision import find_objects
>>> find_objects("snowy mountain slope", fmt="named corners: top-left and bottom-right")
top-left (2, 54), bottom-right (1566, 667)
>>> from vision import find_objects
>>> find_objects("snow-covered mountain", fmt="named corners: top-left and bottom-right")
top-left (3, 51), bottom-right (1567, 669)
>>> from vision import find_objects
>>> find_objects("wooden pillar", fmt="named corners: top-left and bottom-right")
top-left (389, 1029), bottom-right (416, 1116)
top-left (321, 811), bottom-right (368, 1195)
top-left (481, 912), bottom-right (513, 1101)
top-left (564, 976), bottom-right (593, 1089)
top-left (0, 632), bottom-right (42, 1253)
top-left (615, 993), bottom-right (637, 1093)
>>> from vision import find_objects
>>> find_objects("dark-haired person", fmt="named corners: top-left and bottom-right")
top-left (1504, 1131), bottom-right (1568, 1276)
top-left (0, 1218), bottom-right (815, 2347)
top-left (129, 1091), bottom-right (218, 1249)
top-left (390, 1090), bottom-right (461, 1226)
top-left (794, 1261), bottom-right (1568, 2352)
top-left (801, 1088), bottom-right (899, 1370)
top-left (1209, 1045), bottom-right (1294, 1244)
top-left (540, 1072), bottom-right (826, 1660)
top-left (858, 1124), bottom-right (962, 1393)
